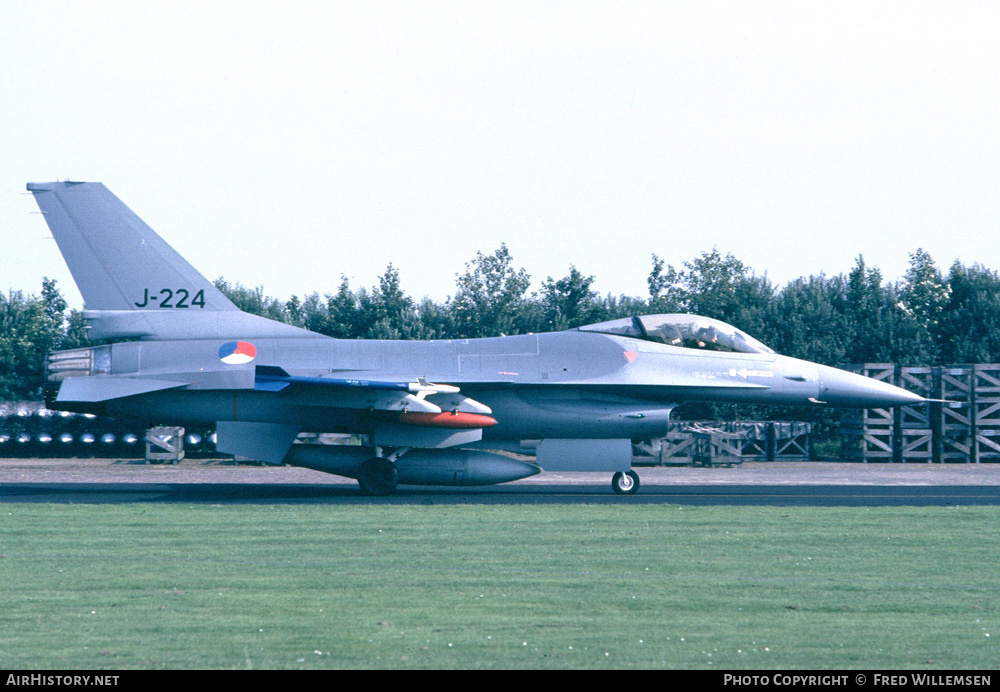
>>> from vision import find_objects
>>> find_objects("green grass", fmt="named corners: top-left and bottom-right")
top-left (1, 503), bottom-right (997, 669)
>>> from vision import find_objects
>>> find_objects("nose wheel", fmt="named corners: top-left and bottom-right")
top-left (611, 470), bottom-right (640, 495)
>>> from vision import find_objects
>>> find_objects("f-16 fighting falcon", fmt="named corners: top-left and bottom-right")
top-left (28, 181), bottom-right (925, 494)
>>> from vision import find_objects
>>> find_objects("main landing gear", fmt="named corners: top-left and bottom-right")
top-left (357, 456), bottom-right (399, 496)
top-left (611, 470), bottom-right (640, 495)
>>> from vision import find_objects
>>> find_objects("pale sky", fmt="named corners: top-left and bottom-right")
top-left (2, 0), bottom-right (998, 310)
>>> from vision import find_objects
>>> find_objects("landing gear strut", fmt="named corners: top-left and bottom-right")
top-left (357, 457), bottom-right (399, 496)
top-left (611, 470), bottom-right (640, 495)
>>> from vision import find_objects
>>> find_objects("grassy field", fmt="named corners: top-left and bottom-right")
top-left (1, 502), bottom-right (997, 669)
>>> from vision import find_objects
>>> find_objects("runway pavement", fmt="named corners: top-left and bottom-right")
top-left (1, 457), bottom-right (999, 505)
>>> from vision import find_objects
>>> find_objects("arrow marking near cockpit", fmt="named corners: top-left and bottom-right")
top-left (730, 368), bottom-right (775, 379)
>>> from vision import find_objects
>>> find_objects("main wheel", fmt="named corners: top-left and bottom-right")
top-left (358, 457), bottom-right (399, 496)
top-left (611, 470), bottom-right (640, 495)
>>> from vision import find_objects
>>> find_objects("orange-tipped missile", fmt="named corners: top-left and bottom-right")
top-left (398, 411), bottom-right (498, 429)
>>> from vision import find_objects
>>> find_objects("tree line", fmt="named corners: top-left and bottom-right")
top-left (4, 246), bottom-right (1000, 408)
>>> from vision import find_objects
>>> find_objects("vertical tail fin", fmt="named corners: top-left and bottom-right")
top-left (27, 181), bottom-right (314, 341)
top-left (27, 181), bottom-right (237, 313)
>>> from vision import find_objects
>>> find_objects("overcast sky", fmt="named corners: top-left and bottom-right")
top-left (2, 1), bottom-right (998, 310)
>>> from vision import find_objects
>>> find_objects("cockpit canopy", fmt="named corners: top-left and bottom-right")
top-left (578, 314), bottom-right (774, 355)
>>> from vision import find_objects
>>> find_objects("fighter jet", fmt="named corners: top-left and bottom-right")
top-left (28, 181), bottom-right (925, 494)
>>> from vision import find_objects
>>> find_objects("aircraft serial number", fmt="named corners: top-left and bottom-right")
top-left (135, 288), bottom-right (206, 308)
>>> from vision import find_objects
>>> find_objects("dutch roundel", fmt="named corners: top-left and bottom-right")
top-left (219, 341), bottom-right (257, 365)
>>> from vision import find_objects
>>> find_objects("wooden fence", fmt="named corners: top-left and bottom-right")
top-left (841, 364), bottom-right (1000, 462)
top-left (633, 421), bottom-right (812, 466)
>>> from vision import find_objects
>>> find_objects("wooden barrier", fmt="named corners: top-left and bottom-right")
top-left (633, 421), bottom-right (811, 466)
top-left (841, 363), bottom-right (1000, 462)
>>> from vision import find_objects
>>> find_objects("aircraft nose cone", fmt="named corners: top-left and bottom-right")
top-left (817, 365), bottom-right (925, 407)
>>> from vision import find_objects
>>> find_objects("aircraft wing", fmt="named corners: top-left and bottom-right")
top-left (49, 361), bottom-right (499, 463)
top-left (219, 367), bottom-right (498, 462)
top-left (251, 366), bottom-right (496, 424)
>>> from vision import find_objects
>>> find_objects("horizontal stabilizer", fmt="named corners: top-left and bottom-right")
top-left (57, 377), bottom-right (185, 402)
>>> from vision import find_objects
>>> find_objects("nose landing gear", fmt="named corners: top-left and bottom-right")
top-left (611, 470), bottom-right (640, 495)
